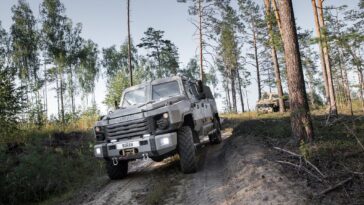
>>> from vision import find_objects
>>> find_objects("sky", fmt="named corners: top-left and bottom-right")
top-left (0, 0), bottom-right (360, 116)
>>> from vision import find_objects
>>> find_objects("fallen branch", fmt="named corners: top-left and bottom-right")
top-left (276, 160), bottom-right (323, 182)
top-left (273, 146), bottom-right (300, 157)
top-left (273, 147), bottom-right (326, 178)
top-left (344, 124), bottom-right (364, 151)
top-left (319, 177), bottom-right (352, 196)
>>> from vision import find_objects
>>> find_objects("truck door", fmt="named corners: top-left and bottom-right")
top-left (186, 82), bottom-right (205, 132)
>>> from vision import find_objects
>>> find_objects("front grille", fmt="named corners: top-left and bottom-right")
top-left (106, 118), bottom-right (152, 140)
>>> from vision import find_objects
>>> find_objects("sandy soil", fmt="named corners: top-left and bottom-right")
top-left (75, 128), bottom-right (310, 205)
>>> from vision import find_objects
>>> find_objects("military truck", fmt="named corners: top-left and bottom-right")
top-left (94, 76), bottom-right (221, 179)
top-left (256, 92), bottom-right (289, 113)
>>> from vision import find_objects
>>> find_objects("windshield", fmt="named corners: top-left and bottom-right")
top-left (122, 87), bottom-right (146, 107)
top-left (152, 81), bottom-right (181, 101)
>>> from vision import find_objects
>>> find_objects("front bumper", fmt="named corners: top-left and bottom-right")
top-left (94, 132), bottom-right (177, 160)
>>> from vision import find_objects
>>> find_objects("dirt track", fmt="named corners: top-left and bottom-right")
top-left (76, 128), bottom-right (309, 205)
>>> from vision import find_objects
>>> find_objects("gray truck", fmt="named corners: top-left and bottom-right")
top-left (94, 76), bottom-right (221, 179)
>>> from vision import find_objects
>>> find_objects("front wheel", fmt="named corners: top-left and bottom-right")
top-left (209, 117), bottom-right (222, 144)
top-left (177, 126), bottom-right (197, 173)
top-left (106, 159), bottom-right (128, 180)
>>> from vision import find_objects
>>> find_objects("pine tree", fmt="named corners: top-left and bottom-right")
top-left (264, 0), bottom-right (285, 112)
top-left (40, 0), bottom-right (68, 123)
top-left (237, 0), bottom-right (265, 100)
top-left (278, 0), bottom-right (314, 142)
top-left (0, 22), bottom-right (24, 143)
top-left (137, 27), bottom-right (180, 79)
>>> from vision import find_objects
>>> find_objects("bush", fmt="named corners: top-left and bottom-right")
top-left (0, 128), bottom-right (103, 205)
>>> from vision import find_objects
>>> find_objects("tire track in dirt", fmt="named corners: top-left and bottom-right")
top-left (178, 131), bottom-right (232, 205)
top-left (81, 160), bottom-right (153, 205)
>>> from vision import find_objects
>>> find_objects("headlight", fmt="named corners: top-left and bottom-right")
top-left (95, 126), bottom-right (105, 141)
top-left (95, 148), bottom-right (101, 155)
top-left (163, 112), bottom-right (169, 119)
top-left (160, 137), bottom-right (170, 146)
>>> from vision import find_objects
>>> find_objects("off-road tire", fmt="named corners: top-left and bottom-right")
top-left (151, 156), bottom-right (164, 162)
top-left (106, 159), bottom-right (128, 180)
top-left (177, 126), bottom-right (197, 173)
top-left (209, 117), bottom-right (222, 144)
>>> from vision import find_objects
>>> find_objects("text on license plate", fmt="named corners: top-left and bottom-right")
top-left (117, 141), bottom-right (139, 149)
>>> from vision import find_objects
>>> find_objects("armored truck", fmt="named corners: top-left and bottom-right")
top-left (94, 76), bottom-right (221, 179)
top-left (256, 92), bottom-right (289, 113)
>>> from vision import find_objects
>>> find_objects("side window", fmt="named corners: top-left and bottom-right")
top-left (189, 83), bottom-right (200, 100)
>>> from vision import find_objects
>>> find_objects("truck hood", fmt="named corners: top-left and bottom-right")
top-left (98, 95), bottom-right (187, 125)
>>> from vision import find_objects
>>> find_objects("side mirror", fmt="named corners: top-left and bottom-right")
top-left (196, 80), bottom-right (204, 93)
top-left (114, 100), bottom-right (119, 109)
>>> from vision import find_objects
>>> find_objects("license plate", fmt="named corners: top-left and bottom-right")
top-left (117, 141), bottom-right (139, 149)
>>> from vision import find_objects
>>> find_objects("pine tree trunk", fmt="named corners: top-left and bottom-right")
top-left (56, 71), bottom-right (60, 120)
top-left (59, 65), bottom-right (65, 124)
top-left (69, 67), bottom-right (75, 115)
top-left (127, 0), bottom-right (133, 86)
top-left (342, 63), bottom-right (353, 116)
top-left (198, 0), bottom-right (204, 82)
top-left (43, 60), bottom-right (48, 119)
top-left (271, 0), bottom-right (283, 35)
top-left (231, 71), bottom-right (237, 113)
top-left (306, 50), bottom-right (316, 107)
top-left (278, 0), bottom-right (314, 142)
top-left (224, 79), bottom-right (232, 112)
top-left (237, 70), bottom-right (245, 112)
top-left (358, 70), bottom-right (364, 113)
top-left (245, 89), bottom-right (250, 112)
top-left (311, 0), bottom-right (330, 105)
top-left (318, 0), bottom-right (338, 116)
top-left (253, 27), bottom-right (261, 100)
top-left (264, 0), bottom-right (285, 112)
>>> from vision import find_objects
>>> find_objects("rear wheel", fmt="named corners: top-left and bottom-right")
top-left (106, 159), bottom-right (128, 180)
top-left (177, 126), bottom-right (197, 173)
top-left (209, 117), bottom-right (222, 144)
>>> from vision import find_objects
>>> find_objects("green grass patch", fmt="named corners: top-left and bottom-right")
top-left (0, 115), bottom-right (104, 205)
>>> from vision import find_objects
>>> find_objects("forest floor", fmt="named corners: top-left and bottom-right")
top-left (56, 111), bottom-right (364, 205)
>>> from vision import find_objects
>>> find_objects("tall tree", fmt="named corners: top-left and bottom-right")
top-left (65, 21), bottom-right (82, 115)
top-left (278, 0), bottom-right (314, 142)
top-left (179, 0), bottom-right (216, 82)
top-left (298, 30), bottom-right (322, 107)
top-left (137, 27), bottom-right (180, 79)
top-left (102, 38), bottom-right (138, 81)
top-left (220, 22), bottom-right (239, 112)
top-left (77, 39), bottom-right (99, 101)
top-left (264, 0), bottom-right (285, 112)
top-left (237, 0), bottom-right (265, 100)
top-left (40, 0), bottom-right (68, 123)
top-left (127, 0), bottom-right (133, 86)
top-left (0, 22), bottom-right (24, 143)
top-left (312, 0), bottom-right (338, 116)
top-left (10, 0), bottom-right (42, 124)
